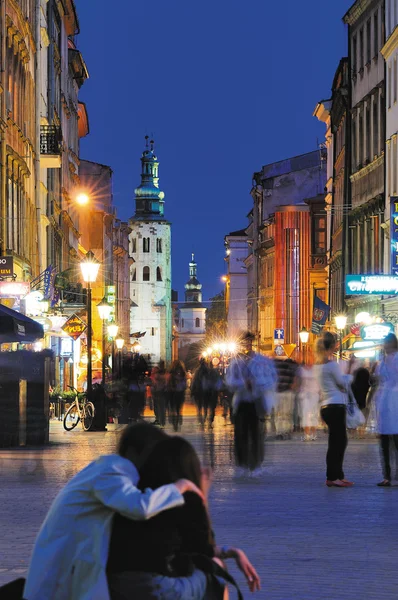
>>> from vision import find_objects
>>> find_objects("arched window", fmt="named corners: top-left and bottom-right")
top-left (156, 266), bottom-right (162, 281)
top-left (195, 318), bottom-right (200, 328)
top-left (156, 238), bottom-right (162, 253)
top-left (143, 266), bottom-right (150, 281)
top-left (143, 237), bottom-right (150, 252)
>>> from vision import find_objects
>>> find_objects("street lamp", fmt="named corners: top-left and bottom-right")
top-left (80, 250), bottom-right (100, 395)
top-left (97, 297), bottom-right (112, 385)
top-left (76, 192), bottom-right (90, 206)
top-left (107, 323), bottom-right (119, 338)
top-left (335, 315), bottom-right (347, 360)
top-left (132, 341), bottom-right (141, 354)
top-left (299, 327), bottom-right (310, 364)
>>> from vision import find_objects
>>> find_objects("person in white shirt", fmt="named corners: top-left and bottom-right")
top-left (315, 332), bottom-right (354, 488)
top-left (23, 423), bottom-right (204, 600)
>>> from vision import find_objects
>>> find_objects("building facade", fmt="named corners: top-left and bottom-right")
top-left (224, 229), bottom-right (248, 337)
top-left (177, 255), bottom-right (206, 360)
top-left (247, 150), bottom-right (327, 356)
top-left (129, 139), bottom-right (172, 365)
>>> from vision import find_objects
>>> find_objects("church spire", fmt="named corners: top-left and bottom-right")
top-left (185, 254), bottom-right (202, 303)
top-left (134, 136), bottom-right (165, 218)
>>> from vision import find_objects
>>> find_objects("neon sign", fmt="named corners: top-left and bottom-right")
top-left (345, 275), bottom-right (398, 295)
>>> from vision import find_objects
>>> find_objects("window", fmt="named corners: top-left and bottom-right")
top-left (143, 237), bottom-right (150, 252)
top-left (195, 318), bottom-right (200, 328)
top-left (352, 35), bottom-right (357, 74)
top-left (156, 266), bottom-right (162, 281)
top-left (366, 106), bottom-right (371, 162)
top-left (131, 238), bottom-right (137, 253)
top-left (352, 118), bottom-right (357, 168)
top-left (373, 98), bottom-right (379, 156)
top-left (313, 216), bottom-right (326, 255)
top-left (151, 327), bottom-right (155, 336)
top-left (131, 268), bottom-right (136, 282)
top-left (389, 64), bottom-right (392, 108)
top-left (374, 12), bottom-right (378, 57)
top-left (156, 238), bottom-right (162, 253)
top-left (366, 19), bottom-right (371, 64)
top-left (359, 27), bottom-right (364, 71)
top-left (395, 56), bottom-right (398, 104)
top-left (359, 114), bottom-right (363, 165)
top-left (181, 318), bottom-right (185, 328)
top-left (143, 266), bottom-right (150, 281)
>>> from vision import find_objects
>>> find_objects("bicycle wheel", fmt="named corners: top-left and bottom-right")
top-left (63, 403), bottom-right (80, 431)
top-left (82, 402), bottom-right (95, 431)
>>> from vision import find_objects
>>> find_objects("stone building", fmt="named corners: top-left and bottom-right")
top-left (129, 139), bottom-right (172, 365)
top-left (343, 0), bottom-right (386, 320)
top-left (177, 255), bottom-right (206, 360)
top-left (224, 229), bottom-right (248, 337)
top-left (247, 150), bottom-right (327, 356)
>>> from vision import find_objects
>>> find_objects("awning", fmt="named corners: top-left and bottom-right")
top-left (0, 304), bottom-right (44, 343)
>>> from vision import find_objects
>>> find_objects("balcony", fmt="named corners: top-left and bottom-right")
top-left (40, 125), bottom-right (62, 168)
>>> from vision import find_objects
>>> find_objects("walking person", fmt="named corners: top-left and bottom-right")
top-left (273, 358), bottom-right (299, 438)
top-left (191, 359), bottom-right (208, 425)
top-left (226, 331), bottom-right (277, 473)
top-left (374, 333), bottom-right (398, 486)
top-left (167, 360), bottom-right (187, 432)
top-left (203, 363), bottom-right (222, 428)
top-left (151, 360), bottom-right (167, 427)
top-left (315, 332), bottom-right (355, 488)
top-left (298, 364), bottom-right (320, 441)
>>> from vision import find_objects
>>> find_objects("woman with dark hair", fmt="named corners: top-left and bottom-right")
top-left (107, 436), bottom-right (260, 599)
top-left (167, 360), bottom-right (187, 431)
top-left (374, 333), bottom-right (398, 486)
top-left (315, 332), bottom-right (355, 488)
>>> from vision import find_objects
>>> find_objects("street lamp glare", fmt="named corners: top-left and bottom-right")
top-left (132, 342), bottom-right (141, 352)
top-left (80, 250), bottom-right (100, 283)
top-left (335, 315), bottom-right (347, 331)
top-left (97, 297), bottom-right (112, 321)
top-left (299, 327), bottom-right (310, 344)
top-left (76, 192), bottom-right (90, 206)
top-left (107, 323), bottom-right (119, 338)
top-left (207, 347), bottom-right (213, 355)
top-left (221, 275), bottom-right (228, 283)
top-left (115, 337), bottom-right (124, 350)
top-left (220, 343), bottom-right (227, 352)
top-left (228, 342), bottom-right (237, 353)
top-left (213, 343), bottom-right (220, 351)
top-left (202, 351), bottom-right (208, 358)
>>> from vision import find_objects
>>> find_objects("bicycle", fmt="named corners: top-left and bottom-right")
top-left (63, 385), bottom-right (95, 432)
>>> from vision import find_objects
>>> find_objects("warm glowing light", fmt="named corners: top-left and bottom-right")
top-left (228, 342), bottom-right (237, 353)
top-left (299, 327), bottom-right (310, 344)
top-left (213, 343), bottom-right (220, 351)
top-left (34, 342), bottom-right (43, 352)
top-left (220, 343), bottom-right (227, 353)
top-left (132, 341), bottom-right (141, 352)
top-left (355, 311), bottom-right (372, 325)
top-left (115, 337), bottom-right (124, 350)
top-left (97, 297), bottom-right (112, 321)
top-left (80, 250), bottom-right (100, 283)
top-left (76, 192), bottom-right (90, 206)
top-left (107, 323), bottom-right (119, 338)
top-left (221, 275), bottom-right (228, 282)
top-left (335, 315), bottom-right (347, 331)
top-left (202, 351), bottom-right (208, 358)
top-left (207, 347), bottom-right (213, 355)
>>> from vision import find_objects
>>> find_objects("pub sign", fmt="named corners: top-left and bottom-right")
top-left (62, 313), bottom-right (87, 340)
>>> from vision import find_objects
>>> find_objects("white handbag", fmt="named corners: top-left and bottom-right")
top-left (346, 388), bottom-right (366, 429)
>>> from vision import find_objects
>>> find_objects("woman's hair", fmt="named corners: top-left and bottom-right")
top-left (138, 436), bottom-right (202, 491)
top-left (118, 422), bottom-right (167, 459)
top-left (384, 333), bottom-right (398, 349)
top-left (314, 332), bottom-right (337, 364)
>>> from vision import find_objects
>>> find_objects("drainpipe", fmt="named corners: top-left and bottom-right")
top-left (0, 0), bottom-right (6, 255)
top-left (34, 0), bottom-right (42, 275)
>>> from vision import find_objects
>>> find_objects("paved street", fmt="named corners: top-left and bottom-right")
top-left (0, 417), bottom-right (397, 599)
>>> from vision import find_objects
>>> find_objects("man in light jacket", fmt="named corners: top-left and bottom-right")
top-left (23, 424), bottom-right (203, 600)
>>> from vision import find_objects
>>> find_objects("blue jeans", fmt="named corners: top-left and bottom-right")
top-left (108, 569), bottom-right (207, 600)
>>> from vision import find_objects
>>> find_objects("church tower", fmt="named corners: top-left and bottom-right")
top-left (128, 138), bottom-right (172, 364)
top-left (178, 254), bottom-right (206, 359)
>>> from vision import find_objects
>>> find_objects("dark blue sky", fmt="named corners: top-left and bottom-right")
top-left (76, 0), bottom-right (351, 302)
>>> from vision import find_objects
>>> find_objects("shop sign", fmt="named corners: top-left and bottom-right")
top-left (106, 285), bottom-right (116, 321)
top-left (0, 256), bottom-right (13, 277)
top-left (60, 337), bottom-right (73, 356)
top-left (360, 323), bottom-right (394, 341)
top-left (0, 281), bottom-right (30, 297)
top-left (345, 275), bottom-right (398, 295)
top-left (62, 313), bottom-right (87, 340)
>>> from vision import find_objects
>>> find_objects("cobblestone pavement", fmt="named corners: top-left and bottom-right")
top-left (0, 416), bottom-right (397, 599)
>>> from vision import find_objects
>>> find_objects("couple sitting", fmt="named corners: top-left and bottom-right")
top-left (23, 423), bottom-right (260, 600)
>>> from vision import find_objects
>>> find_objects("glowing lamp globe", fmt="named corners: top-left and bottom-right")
top-left (76, 193), bottom-right (89, 206)
top-left (80, 250), bottom-right (100, 283)
top-left (335, 315), bottom-right (347, 331)
top-left (107, 323), bottom-right (119, 338)
top-left (97, 297), bottom-right (112, 321)
top-left (115, 337), bottom-right (124, 350)
top-left (299, 327), bottom-right (310, 344)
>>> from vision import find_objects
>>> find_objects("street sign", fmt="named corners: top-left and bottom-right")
top-left (274, 328), bottom-right (285, 345)
top-left (62, 313), bottom-right (87, 340)
top-left (0, 256), bottom-right (13, 278)
top-left (274, 344), bottom-right (285, 357)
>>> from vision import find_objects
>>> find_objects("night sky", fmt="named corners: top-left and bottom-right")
top-left (76, 0), bottom-right (350, 302)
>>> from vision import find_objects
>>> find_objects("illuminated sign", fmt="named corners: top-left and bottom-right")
top-left (0, 256), bottom-right (13, 277)
top-left (0, 281), bottom-right (30, 297)
top-left (106, 285), bottom-right (116, 322)
top-left (62, 313), bottom-right (87, 340)
top-left (345, 275), bottom-right (398, 295)
top-left (360, 323), bottom-right (394, 341)
top-left (391, 197), bottom-right (398, 275)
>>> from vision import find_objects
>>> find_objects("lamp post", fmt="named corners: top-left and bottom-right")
top-left (107, 323), bottom-right (119, 379)
top-left (115, 337), bottom-right (124, 379)
top-left (97, 297), bottom-right (112, 385)
top-left (335, 315), bottom-right (347, 360)
top-left (80, 250), bottom-right (101, 395)
top-left (299, 327), bottom-right (310, 364)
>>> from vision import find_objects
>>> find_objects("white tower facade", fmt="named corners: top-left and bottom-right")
top-left (129, 139), bottom-right (172, 365)
top-left (224, 229), bottom-right (248, 337)
top-left (178, 255), bottom-right (206, 357)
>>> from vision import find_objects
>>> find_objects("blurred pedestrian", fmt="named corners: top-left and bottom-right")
top-left (298, 364), bottom-right (320, 441)
top-left (374, 333), bottom-right (398, 487)
top-left (351, 366), bottom-right (371, 416)
top-left (274, 358), bottom-right (299, 438)
top-left (203, 363), bottom-right (222, 428)
top-left (191, 359), bottom-right (208, 424)
top-left (151, 360), bottom-right (167, 427)
top-left (167, 360), bottom-right (187, 431)
top-left (315, 332), bottom-right (355, 488)
top-left (226, 331), bottom-right (277, 473)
